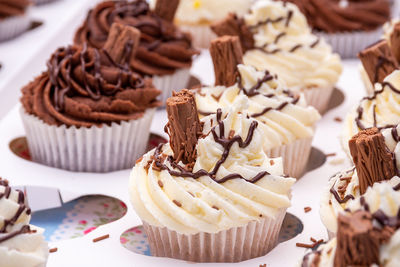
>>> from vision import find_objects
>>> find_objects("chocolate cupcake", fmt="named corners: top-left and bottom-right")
top-left (0, 0), bottom-right (31, 42)
top-left (282, 0), bottom-right (391, 58)
top-left (20, 23), bottom-right (161, 172)
top-left (74, 0), bottom-right (199, 105)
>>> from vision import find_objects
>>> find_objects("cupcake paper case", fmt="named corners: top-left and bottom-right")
top-left (0, 178), bottom-right (49, 267)
top-left (283, 0), bottom-right (391, 58)
top-left (74, 0), bottom-right (199, 105)
top-left (129, 90), bottom-right (296, 262)
top-left (20, 23), bottom-right (161, 172)
top-left (195, 36), bottom-right (320, 178)
top-left (0, 0), bottom-right (31, 42)
top-left (211, 0), bottom-right (342, 113)
top-left (321, 126), bottom-right (400, 237)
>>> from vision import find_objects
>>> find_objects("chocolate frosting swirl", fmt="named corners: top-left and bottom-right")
top-left (21, 44), bottom-right (161, 127)
top-left (282, 0), bottom-right (390, 33)
top-left (0, 0), bottom-right (30, 19)
top-left (74, 0), bottom-right (199, 76)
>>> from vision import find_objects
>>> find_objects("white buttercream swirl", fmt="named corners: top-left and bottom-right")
top-left (129, 98), bottom-right (295, 234)
top-left (242, 0), bottom-right (342, 91)
top-left (0, 181), bottom-right (48, 267)
top-left (195, 64), bottom-right (320, 151)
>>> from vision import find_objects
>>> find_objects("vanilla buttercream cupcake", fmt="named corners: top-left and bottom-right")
top-left (322, 126), bottom-right (400, 237)
top-left (211, 0), bottom-right (342, 113)
top-left (129, 91), bottom-right (295, 262)
top-left (195, 64), bottom-right (320, 178)
top-left (301, 210), bottom-right (400, 267)
top-left (151, 0), bottom-right (252, 48)
top-left (0, 178), bottom-right (48, 267)
top-left (342, 70), bottom-right (400, 155)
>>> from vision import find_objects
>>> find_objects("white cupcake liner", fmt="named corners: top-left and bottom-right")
top-left (20, 108), bottom-right (156, 173)
top-left (143, 209), bottom-right (286, 262)
top-left (0, 14), bottom-right (31, 42)
top-left (266, 137), bottom-right (313, 179)
top-left (315, 27), bottom-right (383, 59)
top-left (152, 68), bottom-right (191, 106)
top-left (301, 86), bottom-right (335, 114)
top-left (178, 24), bottom-right (217, 49)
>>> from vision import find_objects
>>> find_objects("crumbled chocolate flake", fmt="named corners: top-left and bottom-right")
top-left (49, 247), bottom-right (58, 253)
top-left (103, 23), bottom-right (140, 65)
top-left (325, 153), bottom-right (336, 157)
top-left (154, 0), bottom-right (180, 22)
top-left (270, 160), bottom-right (275, 166)
top-left (173, 200), bottom-right (182, 207)
top-left (210, 36), bottom-right (243, 87)
top-left (358, 40), bottom-right (398, 84)
top-left (334, 117), bottom-right (342, 122)
top-left (296, 238), bottom-right (323, 249)
top-left (211, 13), bottom-right (255, 52)
top-left (304, 207), bottom-right (312, 213)
top-left (93, 234), bottom-right (110, 243)
top-left (136, 156), bottom-right (143, 164)
top-left (228, 130), bottom-right (235, 139)
top-left (259, 264), bottom-right (267, 267)
top-left (158, 180), bottom-right (164, 188)
top-left (349, 128), bottom-right (396, 194)
top-left (212, 205), bottom-right (219, 210)
top-left (165, 90), bottom-right (202, 164)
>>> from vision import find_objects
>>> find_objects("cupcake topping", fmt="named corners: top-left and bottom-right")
top-left (349, 128), bottom-right (397, 194)
top-left (21, 23), bottom-right (161, 127)
top-left (154, 0), bottom-right (179, 22)
top-left (0, 0), bottom-right (30, 20)
top-left (209, 36), bottom-right (243, 86)
top-left (74, 0), bottom-right (199, 76)
top-left (283, 0), bottom-right (390, 33)
top-left (359, 40), bottom-right (399, 85)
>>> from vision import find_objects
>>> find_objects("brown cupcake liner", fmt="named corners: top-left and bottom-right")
top-left (0, 14), bottom-right (31, 42)
top-left (302, 86), bottom-right (335, 114)
top-left (266, 137), bottom-right (313, 179)
top-left (20, 107), bottom-right (156, 172)
top-left (143, 209), bottom-right (286, 263)
top-left (177, 24), bottom-right (217, 49)
top-left (152, 68), bottom-right (191, 106)
top-left (315, 27), bottom-right (383, 59)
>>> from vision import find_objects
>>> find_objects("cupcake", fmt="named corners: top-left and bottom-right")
top-left (211, 0), bottom-right (342, 113)
top-left (194, 36), bottom-right (320, 178)
top-left (300, 209), bottom-right (400, 267)
top-left (342, 69), bottom-right (400, 155)
top-left (129, 90), bottom-right (296, 262)
top-left (321, 126), bottom-right (400, 238)
top-left (20, 23), bottom-right (161, 172)
top-left (360, 20), bottom-right (400, 95)
top-left (0, 178), bottom-right (49, 266)
top-left (0, 0), bottom-right (31, 42)
top-left (283, 0), bottom-right (391, 58)
top-left (31, 0), bottom-right (57, 5)
top-left (151, 0), bottom-right (252, 48)
top-left (74, 0), bottom-right (199, 105)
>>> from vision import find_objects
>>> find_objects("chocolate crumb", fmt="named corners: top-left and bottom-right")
top-left (296, 238), bottom-right (323, 249)
top-left (49, 247), bottom-right (58, 253)
top-left (334, 117), bottom-right (343, 122)
top-left (259, 264), bottom-right (267, 267)
top-left (136, 156), bottom-right (143, 164)
top-left (173, 200), bottom-right (182, 207)
top-left (325, 153), bottom-right (336, 157)
top-left (158, 180), bottom-right (164, 188)
top-left (270, 160), bottom-right (275, 166)
top-left (304, 207), bottom-right (312, 213)
top-left (228, 130), bottom-right (235, 139)
top-left (93, 234), bottom-right (110, 243)
top-left (212, 205), bottom-right (219, 210)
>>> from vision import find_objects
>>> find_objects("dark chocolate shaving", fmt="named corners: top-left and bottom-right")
top-left (154, 0), bottom-right (180, 22)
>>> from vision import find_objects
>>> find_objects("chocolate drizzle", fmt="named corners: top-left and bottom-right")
top-left (151, 109), bottom-right (270, 183)
top-left (330, 185), bottom-right (355, 204)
